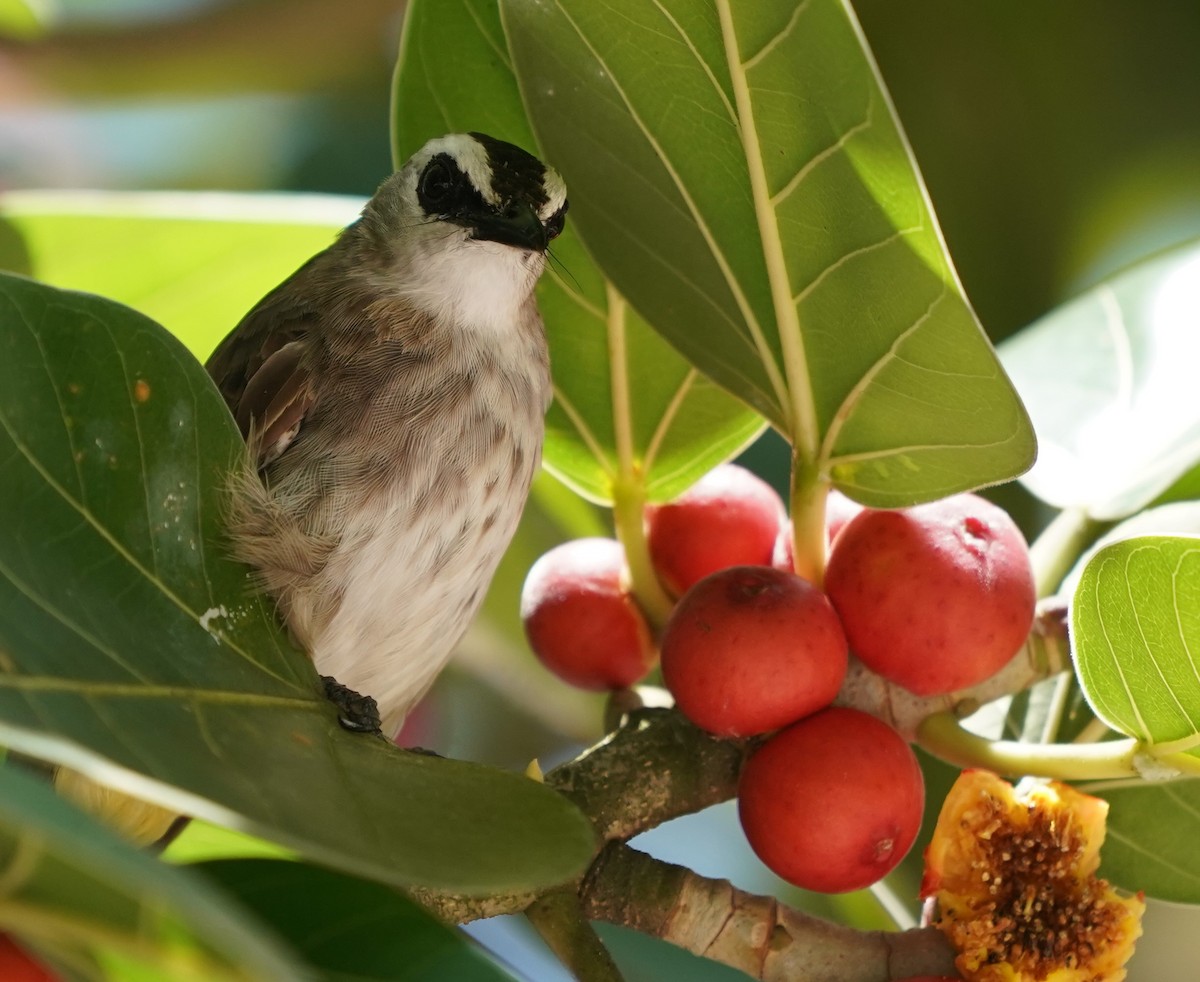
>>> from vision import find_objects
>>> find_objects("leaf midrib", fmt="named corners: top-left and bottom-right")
top-left (0, 675), bottom-right (316, 709)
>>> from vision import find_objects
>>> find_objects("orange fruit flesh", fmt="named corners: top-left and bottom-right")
top-left (922, 770), bottom-right (1144, 982)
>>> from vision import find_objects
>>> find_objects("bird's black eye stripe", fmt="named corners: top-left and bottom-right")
top-left (417, 154), bottom-right (485, 217)
top-left (545, 201), bottom-right (568, 242)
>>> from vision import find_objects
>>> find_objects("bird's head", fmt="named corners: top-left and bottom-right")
top-left (356, 133), bottom-right (568, 329)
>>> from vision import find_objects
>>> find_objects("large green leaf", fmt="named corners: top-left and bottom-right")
top-left (499, 0), bottom-right (1034, 506)
top-left (394, 0), bottom-right (763, 504)
top-left (0, 765), bottom-right (304, 980)
top-left (195, 859), bottom-right (518, 982)
top-left (1071, 537), bottom-right (1200, 763)
top-left (1084, 779), bottom-right (1200, 904)
top-left (0, 190), bottom-right (361, 362)
top-left (1000, 238), bottom-right (1200, 519)
top-left (0, 272), bottom-right (594, 894)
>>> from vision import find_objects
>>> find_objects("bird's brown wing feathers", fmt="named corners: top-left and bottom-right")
top-left (205, 258), bottom-right (322, 469)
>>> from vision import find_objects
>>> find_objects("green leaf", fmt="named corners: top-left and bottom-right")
top-left (0, 765), bottom-right (304, 980)
top-left (394, 0), bottom-right (763, 504)
top-left (1000, 237), bottom-right (1200, 519)
top-left (195, 859), bottom-right (518, 982)
top-left (0, 190), bottom-right (361, 362)
top-left (1058, 502), bottom-right (1200, 602)
top-left (1071, 536), bottom-right (1200, 757)
top-left (499, 0), bottom-right (1034, 506)
top-left (0, 271), bottom-right (594, 894)
top-left (1089, 779), bottom-right (1200, 903)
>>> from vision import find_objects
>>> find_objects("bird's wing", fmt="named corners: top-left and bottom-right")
top-left (205, 259), bottom-right (321, 469)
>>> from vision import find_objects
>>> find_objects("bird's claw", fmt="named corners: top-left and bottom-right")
top-left (320, 675), bottom-right (383, 734)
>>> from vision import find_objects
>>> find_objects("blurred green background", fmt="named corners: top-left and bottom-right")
top-left (2, 1), bottom-right (1197, 979)
top-left (6, 0), bottom-right (1197, 329)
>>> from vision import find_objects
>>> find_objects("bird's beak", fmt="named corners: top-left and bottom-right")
top-left (470, 200), bottom-right (548, 252)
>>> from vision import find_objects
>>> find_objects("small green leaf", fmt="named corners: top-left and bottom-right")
top-left (395, 0), bottom-right (763, 504)
top-left (1090, 779), bottom-right (1200, 903)
top-left (1071, 536), bottom-right (1200, 758)
top-left (1000, 237), bottom-right (1200, 519)
top-left (500, 0), bottom-right (1034, 505)
top-left (0, 765), bottom-right (304, 980)
top-left (0, 272), bottom-right (594, 894)
top-left (195, 859), bottom-right (519, 981)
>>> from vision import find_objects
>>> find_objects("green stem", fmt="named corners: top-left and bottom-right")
top-left (1073, 716), bottom-right (1114, 744)
top-left (1152, 732), bottom-right (1200, 756)
top-left (916, 712), bottom-right (1140, 780)
top-left (605, 284), bottom-right (674, 630)
top-left (1028, 506), bottom-right (1106, 598)
top-left (612, 481), bottom-right (674, 629)
top-left (526, 887), bottom-right (626, 982)
top-left (789, 452), bottom-right (828, 587)
top-left (1030, 673), bottom-right (1073, 744)
top-left (1156, 752), bottom-right (1200, 777)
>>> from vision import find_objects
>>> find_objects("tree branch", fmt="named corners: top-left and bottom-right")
top-left (581, 844), bottom-right (958, 982)
top-left (548, 707), bottom-right (752, 842)
top-left (415, 601), bottom-right (1067, 978)
top-left (835, 596), bottom-right (1069, 740)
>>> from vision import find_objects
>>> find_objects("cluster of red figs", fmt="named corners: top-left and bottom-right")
top-left (521, 464), bottom-right (1036, 895)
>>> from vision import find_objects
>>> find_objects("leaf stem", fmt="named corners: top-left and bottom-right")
top-left (1156, 752), bottom-right (1200, 777)
top-left (612, 481), bottom-right (673, 629)
top-left (916, 712), bottom-right (1140, 780)
top-left (789, 453), bottom-right (828, 586)
top-left (605, 283), bottom-right (674, 629)
top-left (1029, 506), bottom-right (1106, 598)
top-left (526, 887), bottom-right (626, 982)
top-left (1150, 732), bottom-right (1200, 757)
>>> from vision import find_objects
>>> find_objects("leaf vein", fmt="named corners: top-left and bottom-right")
top-left (1124, 543), bottom-right (1194, 731)
top-left (642, 369), bottom-right (698, 476)
top-left (0, 674), bottom-right (316, 707)
top-left (544, 266), bottom-right (606, 322)
top-left (741, 0), bottom-right (812, 73)
top-left (1104, 824), bottom-right (1200, 882)
top-left (550, 0), bottom-right (790, 416)
top-left (551, 385), bottom-right (616, 481)
top-left (0, 553), bottom-right (149, 683)
top-left (461, 0), bottom-right (513, 72)
top-left (648, 0), bottom-right (737, 124)
top-left (0, 389), bottom-right (299, 689)
top-left (820, 283), bottom-right (948, 461)
top-left (771, 100), bottom-right (874, 208)
top-left (792, 225), bottom-right (923, 307)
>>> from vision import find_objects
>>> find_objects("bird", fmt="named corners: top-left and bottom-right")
top-left (204, 132), bottom-right (568, 738)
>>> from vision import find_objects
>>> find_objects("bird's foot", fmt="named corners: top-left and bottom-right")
top-left (320, 675), bottom-right (382, 734)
